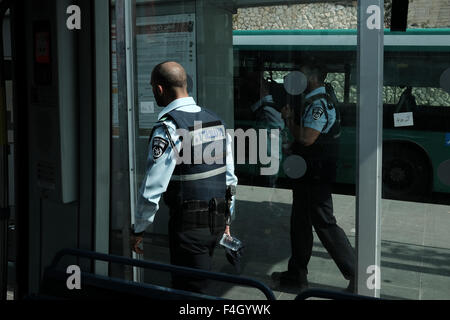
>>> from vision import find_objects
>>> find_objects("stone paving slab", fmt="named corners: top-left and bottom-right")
top-left (134, 185), bottom-right (450, 300)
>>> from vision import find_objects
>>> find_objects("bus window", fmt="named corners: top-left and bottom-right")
top-left (233, 29), bottom-right (450, 202)
top-left (383, 86), bottom-right (405, 105)
top-left (412, 87), bottom-right (450, 107)
top-left (263, 70), bottom-right (290, 83)
top-left (325, 72), bottom-right (345, 103)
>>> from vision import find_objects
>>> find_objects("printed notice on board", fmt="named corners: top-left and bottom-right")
top-left (110, 14), bottom-right (196, 137)
top-left (136, 14), bottom-right (197, 136)
top-left (394, 112), bottom-right (414, 127)
top-left (140, 101), bottom-right (154, 114)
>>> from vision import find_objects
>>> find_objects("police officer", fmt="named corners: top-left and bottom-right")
top-left (273, 63), bottom-right (356, 292)
top-left (131, 61), bottom-right (238, 294)
top-left (250, 77), bottom-right (285, 132)
top-left (250, 76), bottom-right (285, 188)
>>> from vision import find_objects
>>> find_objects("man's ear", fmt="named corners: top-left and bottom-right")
top-left (156, 84), bottom-right (164, 96)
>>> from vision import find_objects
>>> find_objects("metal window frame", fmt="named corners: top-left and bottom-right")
top-left (356, 0), bottom-right (384, 298)
top-left (123, 0), bottom-right (144, 283)
top-left (116, 0), bottom-right (142, 282)
top-left (113, 0), bottom-right (386, 297)
top-left (94, 0), bottom-right (112, 277)
top-left (114, 0), bottom-right (134, 281)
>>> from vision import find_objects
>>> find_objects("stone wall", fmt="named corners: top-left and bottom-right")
top-left (232, 1), bottom-right (450, 106)
top-left (232, 2), bottom-right (359, 30)
top-left (408, 0), bottom-right (450, 28)
top-left (232, 0), bottom-right (450, 30)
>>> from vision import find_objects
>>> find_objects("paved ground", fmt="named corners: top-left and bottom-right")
top-left (7, 185), bottom-right (449, 300)
top-left (142, 185), bottom-right (450, 300)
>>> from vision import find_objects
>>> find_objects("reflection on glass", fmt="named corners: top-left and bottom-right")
top-left (105, 0), bottom-right (424, 299)
top-left (379, 11), bottom-right (450, 297)
top-left (122, 0), bottom-right (238, 294)
top-left (233, 20), bottom-right (359, 294)
top-left (247, 73), bottom-right (285, 187)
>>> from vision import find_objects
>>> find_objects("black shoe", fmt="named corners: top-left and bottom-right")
top-left (271, 271), bottom-right (308, 290)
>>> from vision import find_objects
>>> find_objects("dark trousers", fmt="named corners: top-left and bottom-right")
top-left (288, 181), bottom-right (356, 280)
top-left (168, 216), bottom-right (222, 294)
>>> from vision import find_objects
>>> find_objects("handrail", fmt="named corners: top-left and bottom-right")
top-left (49, 248), bottom-right (276, 300)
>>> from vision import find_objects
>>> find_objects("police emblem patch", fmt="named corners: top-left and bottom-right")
top-left (312, 107), bottom-right (324, 120)
top-left (152, 137), bottom-right (169, 159)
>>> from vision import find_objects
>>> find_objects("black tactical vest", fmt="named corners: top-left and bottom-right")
top-left (161, 108), bottom-right (227, 207)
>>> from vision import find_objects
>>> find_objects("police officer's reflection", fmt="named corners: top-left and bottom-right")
top-left (249, 76), bottom-right (285, 187)
top-left (131, 61), bottom-right (238, 294)
top-left (272, 64), bottom-right (356, 292)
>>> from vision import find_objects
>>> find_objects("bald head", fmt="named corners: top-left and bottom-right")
top-left (151, 61), bottom-right (189, 107)
top-left (152, 61), bottom-right (188, 90)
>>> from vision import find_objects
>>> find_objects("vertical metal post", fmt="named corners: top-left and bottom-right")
top-left (115, 0), bottom-right (133, 281)
top-left (123, 0), bottom-right (143, 283)
top-left (0, 1), bottom-right (12, 301)
top-left (94, 0), bottom-right (111, 277)
top-left (10, 0), bottom-right (28, 299)
top-left (356, 0), bottom-right (384, 298)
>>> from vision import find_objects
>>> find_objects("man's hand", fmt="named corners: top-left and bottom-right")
top-left (224, 225), bottom-right (231, 237)
top-left (131, 234), bottom-right (144, 254)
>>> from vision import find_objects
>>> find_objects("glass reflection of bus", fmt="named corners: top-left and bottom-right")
top-left (233, 29), bottom-right (450, 202)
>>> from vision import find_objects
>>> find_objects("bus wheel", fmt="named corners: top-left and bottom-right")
top-left (382, 144), bottom-right (431, 199)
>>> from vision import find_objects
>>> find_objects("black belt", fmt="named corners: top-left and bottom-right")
top-left (176, 199), bottom-right (227, 233)
top-left (182, 200), bottom-right (209, 212)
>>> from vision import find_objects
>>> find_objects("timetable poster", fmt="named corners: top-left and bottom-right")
top-left (136, 14), bottom-right (197, 137)
top-left (110, 14), bottom-right (196, 138)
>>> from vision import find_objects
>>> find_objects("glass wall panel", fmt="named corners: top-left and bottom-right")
top-left (232, 2), bottom-right (359, 298)
top-left (379, 0), bottom-right (450, 299)
top-left (110, 0), bottom-right (361, 299)
top-left (109, 2), bottom-right (125, 278)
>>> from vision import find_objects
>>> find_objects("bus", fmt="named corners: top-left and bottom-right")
top-left (232, 29), bottom-right (450, 202)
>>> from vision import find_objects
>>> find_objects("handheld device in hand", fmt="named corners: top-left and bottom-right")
top-left (220, 233), bottom-right (242, 251)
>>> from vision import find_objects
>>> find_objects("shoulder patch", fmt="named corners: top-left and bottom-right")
top-left (152, 137), bottom-right (169, 160)
top-left (312, 106), bottom-right (324, 121)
